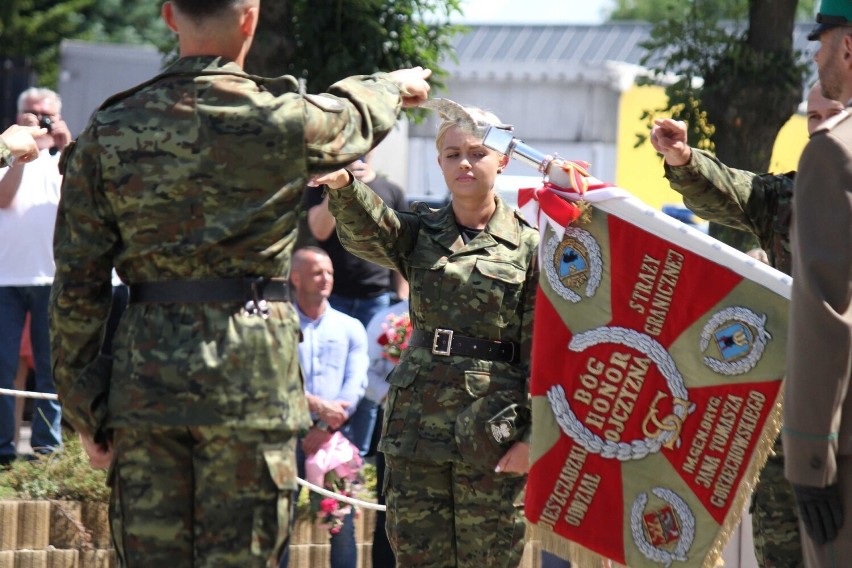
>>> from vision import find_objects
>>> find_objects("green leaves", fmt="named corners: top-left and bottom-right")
top-left (1, 0), bottom-right (173, 89)
top-left (0, 433), bottom-right (109, 502)
top-left (632, 0), bottom-right (807, 173)
top-left (5, 0), bottom-right (460, 117)
top-left (1, 0), bottom-right (93, 87)
top-left (245, 0), bottom-right (463, 102)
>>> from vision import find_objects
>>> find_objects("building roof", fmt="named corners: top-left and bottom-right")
top-left (445, 22), bottom-right (819, 87)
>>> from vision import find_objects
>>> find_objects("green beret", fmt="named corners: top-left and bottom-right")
top-left (810, 0), bottom-right (852, 40)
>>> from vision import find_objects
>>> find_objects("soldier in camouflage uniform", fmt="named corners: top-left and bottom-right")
top-left (48, 0), bottom-right (431, 566)
top-left (649, 83), bottom-right (845, 568)
top-left (312, 107), bottom-right (538, 568)
top-left (0, 124), bottom-right (44, 168)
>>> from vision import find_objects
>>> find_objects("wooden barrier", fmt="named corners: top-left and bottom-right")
top-left (0, 500), bottom-right (547, 568)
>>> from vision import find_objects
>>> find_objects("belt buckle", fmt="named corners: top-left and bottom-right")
top-left (432, 329), bottom-right (453, 356)
top-left (505, 341), bottom-right (516, 363)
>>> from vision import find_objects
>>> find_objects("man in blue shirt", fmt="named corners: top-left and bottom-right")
top-left (281, 246), bottom-right (368, 568)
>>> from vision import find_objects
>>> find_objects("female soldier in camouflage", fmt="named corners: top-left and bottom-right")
top-left (314, 107), bottom-right (539, 567)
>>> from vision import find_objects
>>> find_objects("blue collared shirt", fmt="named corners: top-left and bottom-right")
top-left (297, 302), bottom-right (368, 419)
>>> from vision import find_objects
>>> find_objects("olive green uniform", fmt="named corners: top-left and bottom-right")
top-left (665, 148), bottom-right (802, 567)
top-left (50, 56), bottom-right (404, 567)
top-left (328, 182), bottom-right (539, 567)
top-left (783, 100), bottom-right (852, 568)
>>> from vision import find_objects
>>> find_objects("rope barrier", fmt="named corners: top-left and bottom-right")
top-left (295, 477), bottom-right (386, 512)
top-left (2, 386), bottom-right (385, 511)
top-left (0, 387), bottom-right (59, 400)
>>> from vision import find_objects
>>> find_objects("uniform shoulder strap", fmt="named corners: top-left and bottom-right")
top-left (96, 69), bottom-right (298, 112)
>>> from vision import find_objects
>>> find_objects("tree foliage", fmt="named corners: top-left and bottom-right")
top-left (80, 1), bottom-right (172, 52)
top-left (0, 0), bottom-right (93, 87)
top-left (608, 0), bottom-right (815, 22)
top-left (2, 0), bottom-right (461, 107)
top-left (625, 0), bottom-right (811, 251)
top-left (245, 0), bottom-right (464, 93)
top-left (0, 0), bottom-right (172, 88)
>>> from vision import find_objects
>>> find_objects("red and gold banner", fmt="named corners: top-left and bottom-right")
top-left (521, 181), bottom-right (790, 568)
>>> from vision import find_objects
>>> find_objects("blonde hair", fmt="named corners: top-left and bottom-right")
top-left (434, 106), bottom-right (503, 152)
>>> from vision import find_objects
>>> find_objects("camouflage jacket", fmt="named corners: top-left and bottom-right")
top-left (328, 182), bottom-right (539, 467)
top-left (664, 148), bottom-right (793, 275)
top-left (0, 138), bottom-right (10, 168)
top-left (50, 56), bottom-right (403, 438)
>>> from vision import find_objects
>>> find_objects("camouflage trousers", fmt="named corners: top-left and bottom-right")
top-left (750, 437), bottom-right (804, 567)
top-left (384, 455), bottom-right (526, 568)
top-left (110, 426), bottom-right (296, 568)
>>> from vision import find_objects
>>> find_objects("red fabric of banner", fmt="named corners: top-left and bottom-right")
top-left (526, 212), bottom-right (784, 567)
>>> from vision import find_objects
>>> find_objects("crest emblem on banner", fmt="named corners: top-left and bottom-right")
top-left (631, 487), bottom-right (696, 567)
top-left (699, 307), bottom-right (771, 376)
top-left (644, 504), bottom-right (681, 547)
top-left (544, 229), bottom-right (603, 303)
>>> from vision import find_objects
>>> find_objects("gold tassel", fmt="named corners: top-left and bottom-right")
top-left (700, 390), bottom-right (784, 568)
top-left (527, 523), bottom-right (627, 568)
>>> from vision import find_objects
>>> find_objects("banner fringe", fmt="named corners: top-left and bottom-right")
top-left (526, 390), bottom-right (784, 568)
top-left (700, 390), bottom-right (784, 568)
top-left (527, 524), bottom-right (628, 568)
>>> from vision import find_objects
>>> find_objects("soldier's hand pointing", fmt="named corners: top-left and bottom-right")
top-left (650, 118), bottom-right (692, 167)
top-left (388, 67), bottom-right (432, 108)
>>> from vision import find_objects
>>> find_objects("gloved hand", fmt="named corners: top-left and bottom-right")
top-left (791, 483), bottom-right (844, 545)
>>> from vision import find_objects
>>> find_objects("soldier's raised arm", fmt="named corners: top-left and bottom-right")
top-left (303, 67), bottom-right (431, 175)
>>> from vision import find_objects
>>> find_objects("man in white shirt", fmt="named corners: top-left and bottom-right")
top-left (0, 87), bottom-right (72, 465)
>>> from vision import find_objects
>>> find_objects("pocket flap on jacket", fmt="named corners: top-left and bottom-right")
top-left (385, 360), bottom-right (421, 389)
top-left (475, 258), bottom-right (525, 285)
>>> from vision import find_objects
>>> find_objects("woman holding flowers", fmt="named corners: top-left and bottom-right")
top-left (311, 105), bottom-right (538, 568)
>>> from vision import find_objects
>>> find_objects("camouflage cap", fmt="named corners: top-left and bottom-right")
top-left (809, 0), bottom-right (852, 40)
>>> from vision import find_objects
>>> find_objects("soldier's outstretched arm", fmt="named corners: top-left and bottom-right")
top-left (653, 118), bottom-right (786, 241)
top-left (303, 67), bottom-right (431, 176)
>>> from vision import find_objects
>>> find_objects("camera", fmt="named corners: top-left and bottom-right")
top-left (38, 115), bottom-right (59, 155)
top-left (38, 115), bottom-right (53, 133)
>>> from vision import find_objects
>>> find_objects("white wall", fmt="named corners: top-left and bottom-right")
top-left (58, 40), bottom-right (163, 137)
top-left (404, 71), bottom-right (625, 198)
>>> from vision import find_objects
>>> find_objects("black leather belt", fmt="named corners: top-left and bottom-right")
top-left (129, 277), bottom-right (289, 304)
top-left (409, 329), bottom-right (517, 362)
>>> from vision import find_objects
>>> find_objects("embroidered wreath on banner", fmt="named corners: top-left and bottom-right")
top-left (548, 327), bottom-right (696, 461)
top-left (699, 307), bottom-right (770, 376)
top-left (544, 229), bottom-right (602, 304)
top-left (630, 487), bottom-right (696, 567)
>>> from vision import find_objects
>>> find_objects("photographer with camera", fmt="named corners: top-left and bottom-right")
top-left (0, 88), bottom-right (69, 466)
